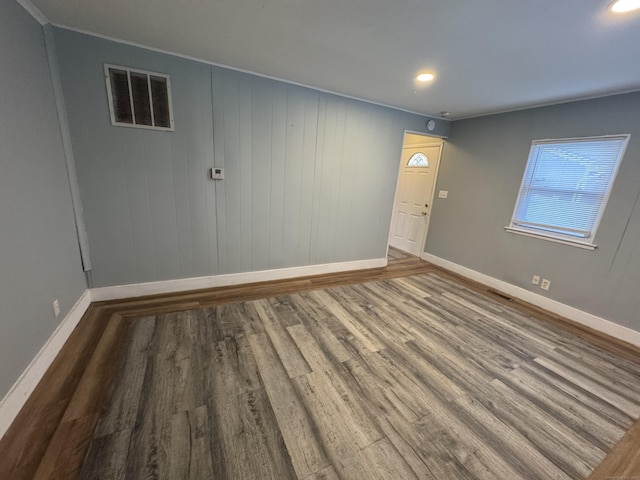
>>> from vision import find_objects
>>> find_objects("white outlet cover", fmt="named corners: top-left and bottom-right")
top-left (541, 279), bottom-right (551, 291)
top-left (532, 275), bottom-right (540, 285)
top-left (438, 190), bottom-right (448, 199)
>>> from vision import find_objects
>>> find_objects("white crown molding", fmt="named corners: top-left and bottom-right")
top-left (90, 258), bottom-right (388, 302)
top-left (15, 0), bottom-right (49, 25)
top-left (49, 23), bottom-right (450, 124)
top-left (421, 252), bottom-right (640, 349)
top-left (0, 289), bottom-right (91, 441)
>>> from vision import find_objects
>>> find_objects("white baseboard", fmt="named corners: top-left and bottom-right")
top-left (91, 258), bottom-right (388, 302)
top-left (0, 258), bottom-right (385, 441)
top-left (421, 252), bottom-right (640, 349)
top-left (0, 289), bottom-right (92, 441)
top-left (3, 254), bottom-right (637, 443)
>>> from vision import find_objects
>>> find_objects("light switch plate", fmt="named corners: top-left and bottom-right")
top-left (438, 190), bottom-right (448, 199)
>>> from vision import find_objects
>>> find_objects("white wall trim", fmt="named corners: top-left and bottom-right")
top-left (15, 0), bottom-right (49, 25)
top-left (0, 258), bottom-right (384, 440)
top-left (43, 25), bottom-right (93, 272)
top-left (403, 129), bottom-right (449, 141)
top-left (91, 258), bottom-right (388, 302)
top-left (421, 252), bottom-right (640, 349)
top-left (0, 289), bottom-right (91, 441)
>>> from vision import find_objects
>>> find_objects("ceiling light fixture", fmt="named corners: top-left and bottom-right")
top-left (416, 73), bottom-right (435, 82)
top-left (610, 0), bottom-right (640, 13)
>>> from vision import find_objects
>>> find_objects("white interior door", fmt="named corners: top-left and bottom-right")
top-left (389, 143), bottom-right (442, 256)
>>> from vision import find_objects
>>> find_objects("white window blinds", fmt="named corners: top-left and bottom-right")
top-left (508, 135), bottom-right (629, 247)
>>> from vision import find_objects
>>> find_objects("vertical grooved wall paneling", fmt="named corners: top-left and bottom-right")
top-left (54, 28), bottom-right (433, 288)
top-left (250, 76), bottom-right (273, 272)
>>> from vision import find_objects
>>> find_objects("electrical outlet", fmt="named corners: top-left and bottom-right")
top-left (541, 279), bottom-right (551, 291)
top-left (531, 275), bottom-right (540, 285)
top-left (438, 190), bottom-right (448, 199)
top-left (53, 299), bottom-right (60, 317)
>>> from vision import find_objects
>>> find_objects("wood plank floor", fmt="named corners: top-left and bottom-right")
top-left (83, 273), bottom-right (640, 479)
top-left (2, 255), bottom-right (640, 478)
top-left (387, 246), bottom-right (415, 260)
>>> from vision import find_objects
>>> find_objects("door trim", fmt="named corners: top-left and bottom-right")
top-left (388, 134), bottom-right (444, 257)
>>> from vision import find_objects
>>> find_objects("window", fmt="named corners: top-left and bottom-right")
top-left (506, 135), bottom-right (629, 249)
top-left (407, 152), bottom-right (429, 167)
top-left (104, 64), bottom-right (174, 130)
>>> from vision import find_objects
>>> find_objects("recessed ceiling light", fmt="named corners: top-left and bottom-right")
top-left (416, 73), bottom-right (435, 82)
top-left (610, 0), bottom-right (640, 13)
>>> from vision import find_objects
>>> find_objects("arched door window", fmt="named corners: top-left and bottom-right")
top-left (407, 152), bottom-right (429, 167)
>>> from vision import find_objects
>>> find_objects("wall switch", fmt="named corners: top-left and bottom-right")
top-left (438, 190), bottom-right (448, 199)
top-left (531, 275), bottom-right (540, 285)
top-left (541, 279), bottom-right (551, 291)
top-left (53, 299), bottom-right (60, 317)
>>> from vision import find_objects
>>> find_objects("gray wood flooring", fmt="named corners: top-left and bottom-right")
top-left (387, 246), bottom-right (415, 260)
top-left (79, 272), bottom-right (640, 479)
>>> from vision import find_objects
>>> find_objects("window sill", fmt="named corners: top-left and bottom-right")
top-left (504, 226), bottom-right (597, 250)
top-left (110, 121), bottom-right (174, 132)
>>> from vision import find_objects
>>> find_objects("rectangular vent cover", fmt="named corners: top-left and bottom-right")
top-left (104, 64), bottom-right (174, 131)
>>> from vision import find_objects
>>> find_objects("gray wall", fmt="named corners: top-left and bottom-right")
top-left (0, 1), bottom-right (87, 398)
top-left (427, 92), bottom-right (640, 332)
top-left (53, 28), bottom-right (440, 288)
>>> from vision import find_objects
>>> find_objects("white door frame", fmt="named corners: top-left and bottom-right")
top-left (387, 132), bottom-right (444, 257)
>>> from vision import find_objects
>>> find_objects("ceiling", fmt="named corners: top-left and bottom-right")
top-left (28, 0), bottom-right (640, 119)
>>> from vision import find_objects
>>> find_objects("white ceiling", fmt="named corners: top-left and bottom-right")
top-left (28, 0), bottom-right (640, 119)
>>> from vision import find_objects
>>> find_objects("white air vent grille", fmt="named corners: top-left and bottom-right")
top-left (104, 64), bottom-right (174, 131)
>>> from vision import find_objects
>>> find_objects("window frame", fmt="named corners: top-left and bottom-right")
top-left (505, 134), bottom-right (630, 250)
top-left (407, 152), bottom-right (430, 167)
top-left (104, 64), bottom-right (175, 131)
